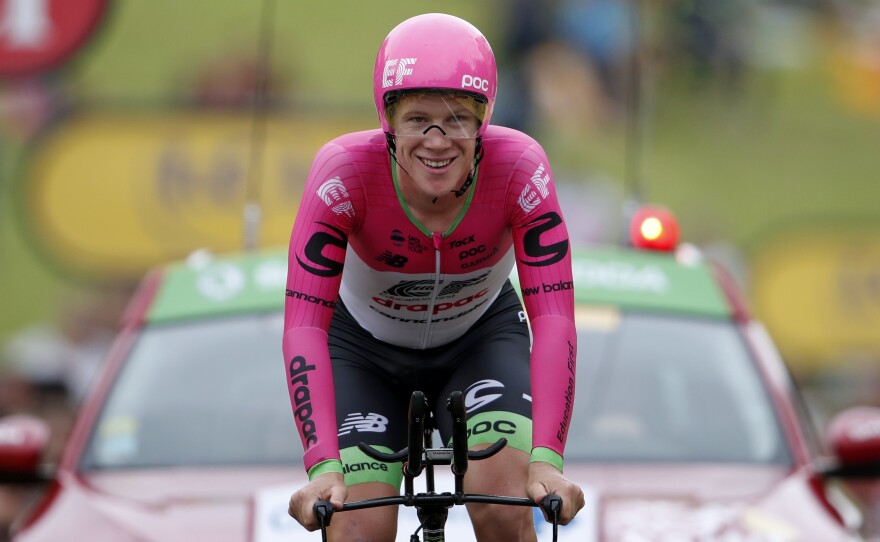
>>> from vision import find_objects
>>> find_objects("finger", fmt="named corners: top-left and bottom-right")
top-left (560, 486), bottom-right (585, 525)
top-left (527, 481), bottom-right (548, 504)
top-left (289, 493), bottom-right (318, 531)
top-left (329, 484), bottom-right (348, 509)
top-left (560, 499), bottom-right (575, 525)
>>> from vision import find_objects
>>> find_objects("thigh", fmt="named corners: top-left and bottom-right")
top-left (434, 317), bottom-right (533, 454)
top-left (329, 311), bottom-right (410, 489)
top-left (464, 446), bottom-right (536, 541)
top-left (327, 482), bottom-right (400, 542)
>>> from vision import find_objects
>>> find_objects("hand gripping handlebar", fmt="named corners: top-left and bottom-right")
top-left (313, 390), bottom-right (564, 541)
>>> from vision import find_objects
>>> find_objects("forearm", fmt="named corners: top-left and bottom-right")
top-left (528, 314), bottom-right (577, 469)
top-left (282, 326), bottom-right (341, 472)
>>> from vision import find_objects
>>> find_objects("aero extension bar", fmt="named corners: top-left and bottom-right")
top-left (314, 390), bottom-right (563, 541)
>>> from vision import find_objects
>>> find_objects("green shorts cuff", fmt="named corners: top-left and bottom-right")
top-left (529, 447), bottom-right (564, 472)
top-left (308, 459), bottom-right (344, 481)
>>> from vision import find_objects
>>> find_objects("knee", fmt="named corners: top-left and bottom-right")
top-left (467, 501), bottom-right (535, 539)
top-left (328, 509), bottom-right (398, 542)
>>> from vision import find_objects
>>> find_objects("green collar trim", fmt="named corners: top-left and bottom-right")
top-left (391, 157), bottom-right (478, 238)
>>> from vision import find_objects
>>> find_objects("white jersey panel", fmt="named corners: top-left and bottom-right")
top-left (339, 248), bottom-right (516, 349)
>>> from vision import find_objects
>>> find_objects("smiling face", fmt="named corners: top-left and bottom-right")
top-left (389, 93), bottom-right (482, 204)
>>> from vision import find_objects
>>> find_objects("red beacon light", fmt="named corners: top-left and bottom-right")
top-left (629, 206), bottom-right (680, 252)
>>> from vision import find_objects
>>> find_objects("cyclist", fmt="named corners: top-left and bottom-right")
top-left (284, 12), bottom-right (585, 541)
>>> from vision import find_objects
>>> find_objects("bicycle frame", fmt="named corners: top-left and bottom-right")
top-left (314, 390), bottom-right (562, 542)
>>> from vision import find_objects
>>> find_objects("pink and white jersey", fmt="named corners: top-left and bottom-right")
top-left (283, 125), bottom-right (577, 472)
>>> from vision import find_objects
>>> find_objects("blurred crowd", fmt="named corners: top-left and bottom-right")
top-left (0, 285), bottom-right (131, 451)
top-left (493, 0), bottom-right (758, 136)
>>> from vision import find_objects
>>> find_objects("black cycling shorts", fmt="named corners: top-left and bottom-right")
top-left (328, 280), bottom-right (533, 487)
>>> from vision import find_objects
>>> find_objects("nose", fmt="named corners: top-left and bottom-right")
top-left (421, 125), bottom-right (452, 147)
top-left (421, 124), bottom-right (448, 136)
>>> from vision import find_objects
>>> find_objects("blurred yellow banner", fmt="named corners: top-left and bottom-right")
top-left (18, 112), bottom-right (370, 280)
top-left (751, 226), bottom-right (880, 370)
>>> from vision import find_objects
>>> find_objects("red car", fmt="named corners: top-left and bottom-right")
top-left (1, 209), bottom-right (879, 541)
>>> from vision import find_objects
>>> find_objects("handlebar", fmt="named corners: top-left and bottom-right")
top-left (316, 390), bottom-right (565, 541)
top-left (313, 494), bottom-right (565, 526)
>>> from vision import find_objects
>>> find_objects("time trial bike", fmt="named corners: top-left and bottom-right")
top-left (313, 389), bottom-right (564, 542)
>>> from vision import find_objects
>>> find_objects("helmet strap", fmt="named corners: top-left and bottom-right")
top-left (386, 132), bottom-right (482, 201)
top-left (386, 131), bottom-right (414, 182)
top-left (452, 137), bottom-right (483, 198)
top-left (385, 132), bottom-right (397, 157)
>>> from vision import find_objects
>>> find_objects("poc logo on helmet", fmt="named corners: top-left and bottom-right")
top-left (383, 58), bottom-right (417, 88)
top-left (461, 74), bottom-right (489, 92)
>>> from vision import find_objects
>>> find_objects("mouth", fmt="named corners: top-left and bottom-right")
top-left (419, 157), bottom-right (454, 170)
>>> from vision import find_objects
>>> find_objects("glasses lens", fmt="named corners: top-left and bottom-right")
top-left (390, 92), bottom-right (483, 139)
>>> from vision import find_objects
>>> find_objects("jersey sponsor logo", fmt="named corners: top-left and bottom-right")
top-left (438, 273), bottom-right (490, 295)
top-left (464, 379), bottom-right (504, 413)
top-left (381, 273), bottom-right (490, 299)
top-left (460, 246), bottom-right (499, 269)
top-left (383, 279), bottom-right (435, 298)
top-left (376, 251), bottom-right (408, 268)
top-left (518, 163), bottom-right (551, 214)
top-left (288, 356), bottom-right (318, 449)
top-left (521, 280), bottom-right (573, 297)
top-left (391, 231), bottom-right (430, 254)
top-left (286, 289), bottom-right (336, 308)
top-left (407, 235), bottom-right (430, 254)
top-left (458, 244), bottom-right (486, 260)
top-left (297, 222), bottom-right (347, 277)
top-left (519, 212), bottom-right (569, 268)
top-left (557, 341), bottom-right (576, 444)
top-left (338, 412), bottom-right (389, 436)
top-left (466, 419), bottom-right (517, 440)
top-left (382, 58), bottom-right (417, 88)
top-left (372, 288), bottom-right (489, 315)
top-left (448, 235), bottom-right (476, 249)
top-left (369, 300), bottom-right (486, 324)
top-left (343, 461), bottom-right (389, 474)
top-left (316, 177), bottom-right (354, 218)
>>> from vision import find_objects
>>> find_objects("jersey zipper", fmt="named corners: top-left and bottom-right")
top-left (390, 159), bottom-right (479, 347)
top-left (418, 232), bottom-right (443, 348)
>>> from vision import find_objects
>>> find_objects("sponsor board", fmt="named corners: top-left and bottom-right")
top-left (18, 112), bottom-right (366, 280)
top-left (751, 225), bottom-right (880, 367)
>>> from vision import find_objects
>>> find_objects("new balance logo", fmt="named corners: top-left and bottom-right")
top-left (377, 251), bottom-right (408, 268)
top-left (339, 413), bottom-right (389, 436)
top-left (383, 58), bottom-right (417, 88)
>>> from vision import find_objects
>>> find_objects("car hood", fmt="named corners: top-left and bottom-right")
top-left (556, 463), bottom-right (857, 542)
top-left (15, 467), bottom-right (315, 542)
top-left (14, 464), bottom-right (857, 542)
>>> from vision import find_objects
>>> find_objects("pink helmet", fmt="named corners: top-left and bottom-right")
top-left (373, 13), bottom-right (497, 136)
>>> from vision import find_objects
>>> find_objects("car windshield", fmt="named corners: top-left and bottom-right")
top-left (81, 308), bottom-right (791, 470)
top-left (82, 312), bottom-right (301, 469)
top-left (566, 308), bottom-right (791, 465)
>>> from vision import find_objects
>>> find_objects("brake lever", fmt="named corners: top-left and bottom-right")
top-left (314, 500), bottom-right (335, 542)
top-left (540, 494), bottom-right (562, 541)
